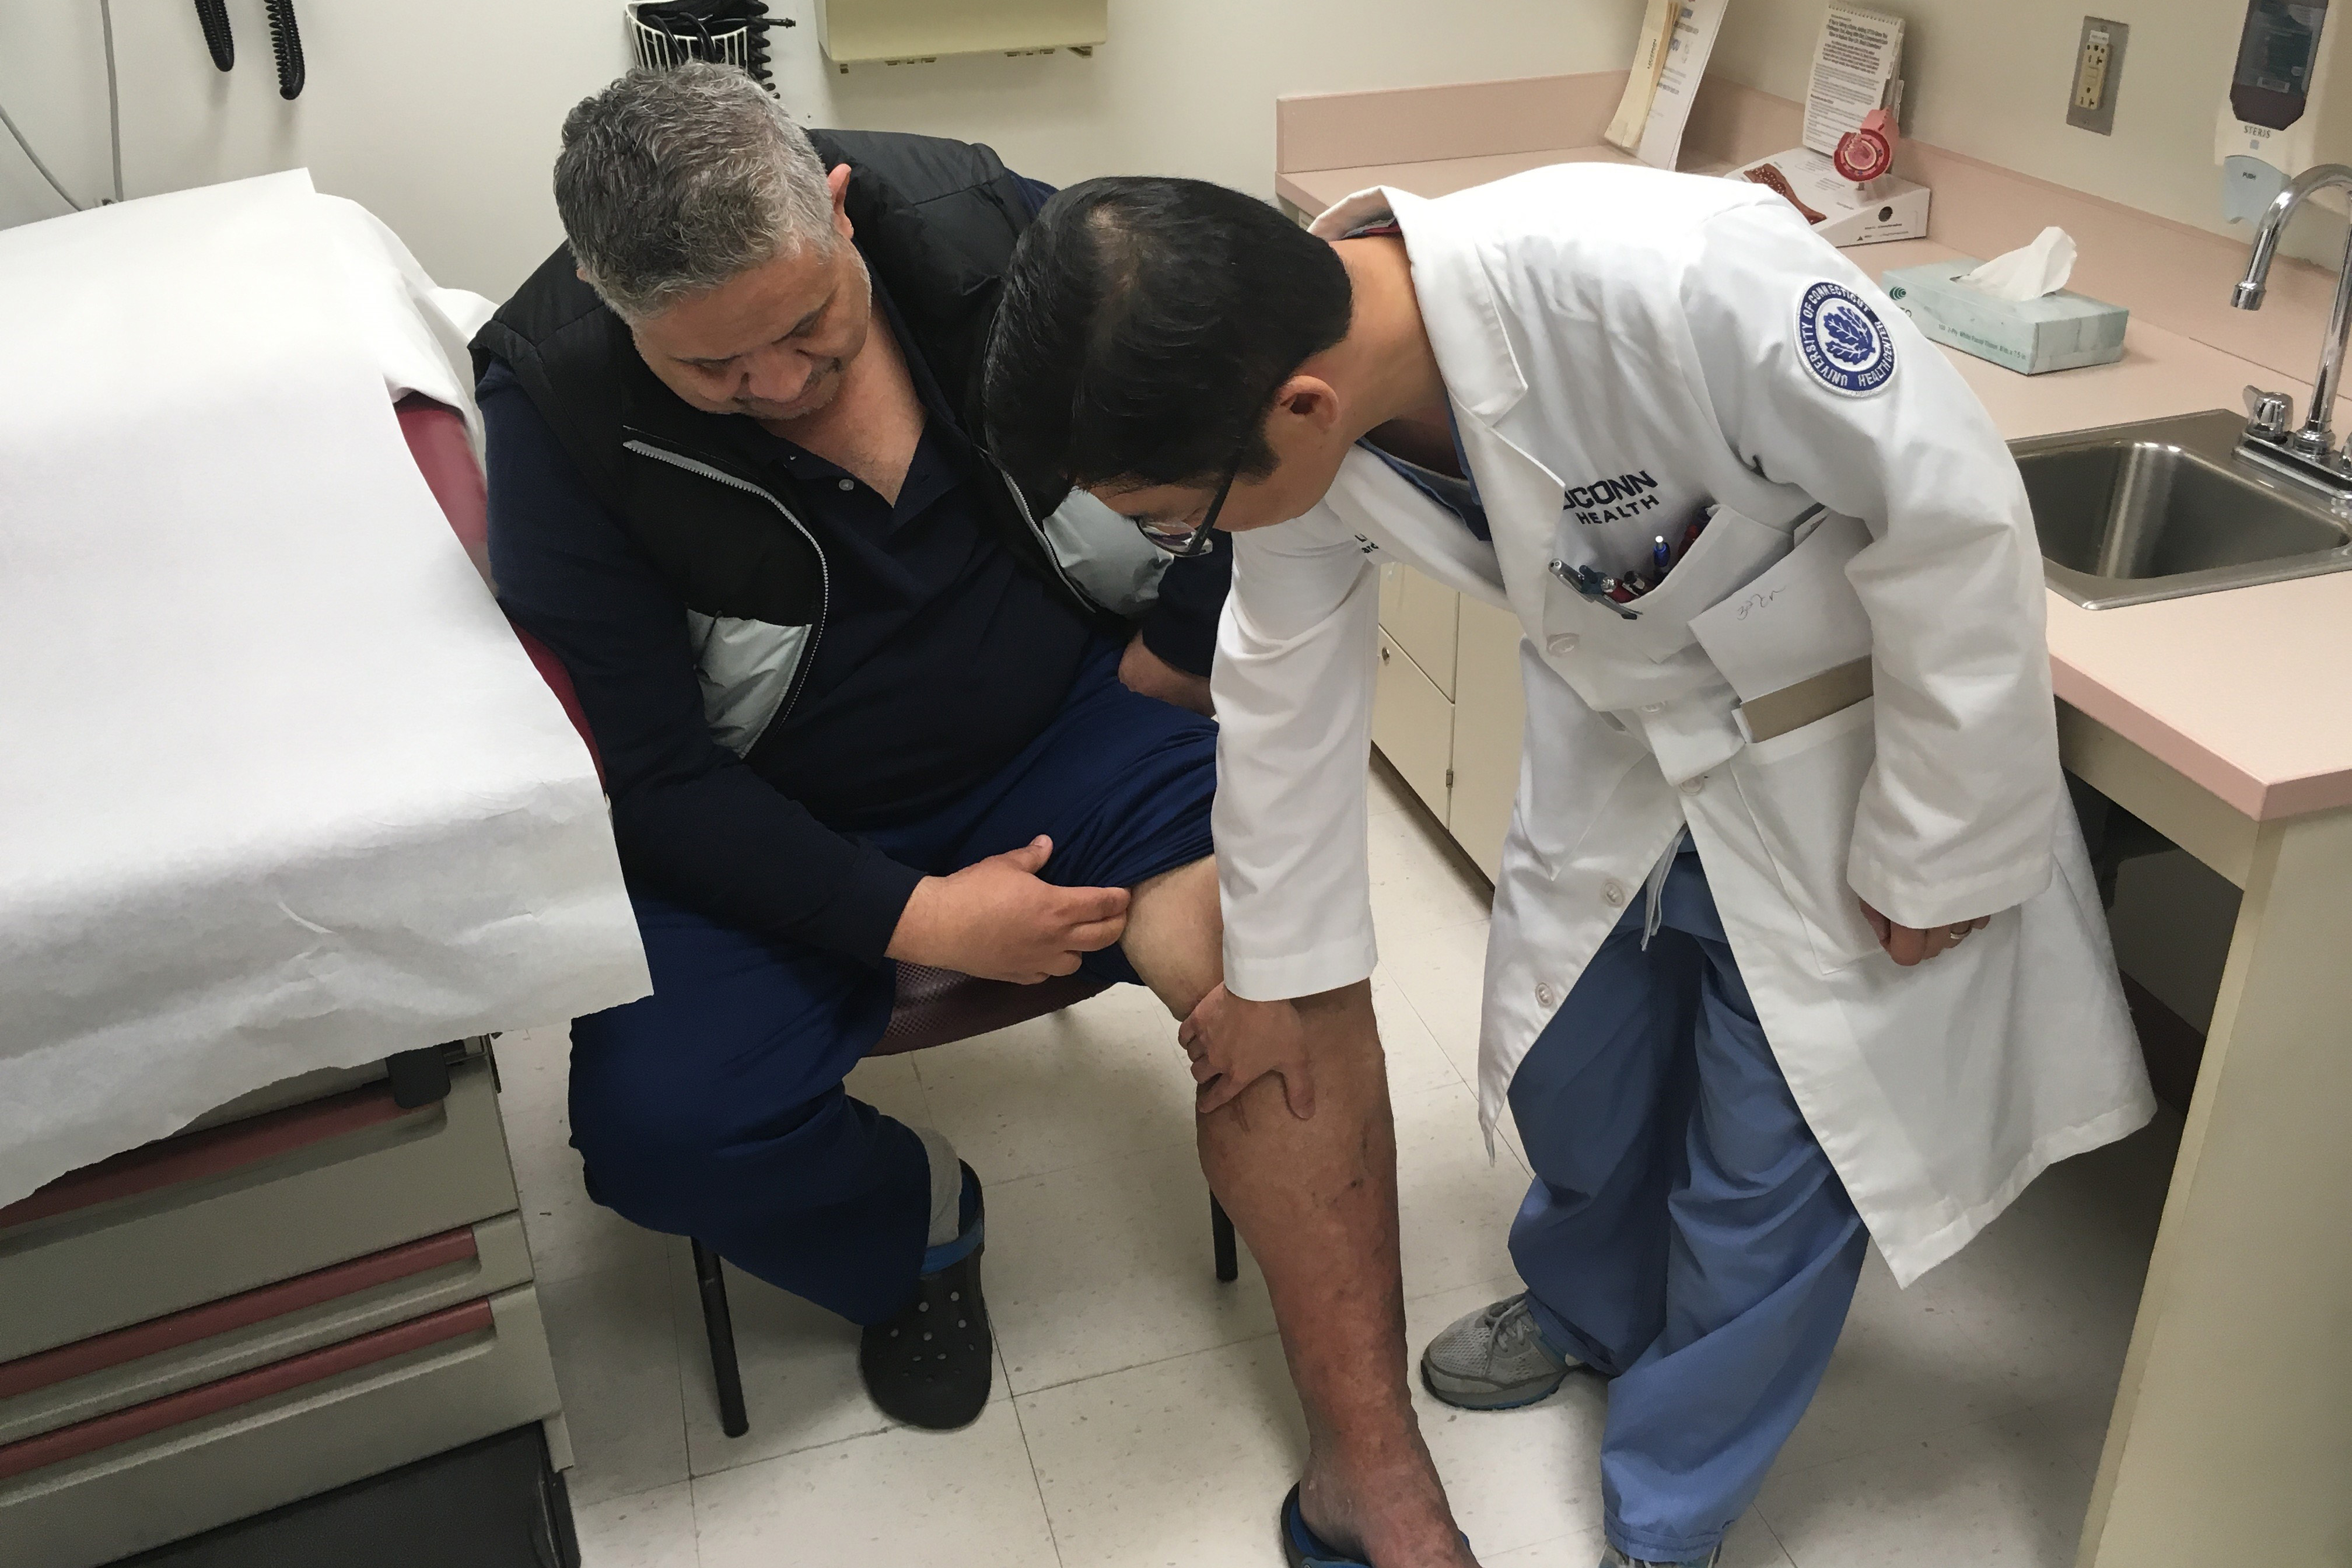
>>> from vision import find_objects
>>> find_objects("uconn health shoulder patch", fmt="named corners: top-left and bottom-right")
top-left (1796, 281), bottom-right (1896, 397)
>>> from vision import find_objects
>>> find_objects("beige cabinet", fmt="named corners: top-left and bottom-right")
top-left (1373, 628), bottom-right (1454, 817)
top-left (1388, 566), bottom-right (1460, 699)
top-left (1373, 564), bottom-right (1527, 885)
top-left (1447, 597), bottom-right (1528, 881)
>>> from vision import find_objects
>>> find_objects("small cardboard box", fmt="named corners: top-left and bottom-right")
top-left (1880, 258), bottom-right (2128, 375)
top-left (1730, 148), bottom-right (1929, 246)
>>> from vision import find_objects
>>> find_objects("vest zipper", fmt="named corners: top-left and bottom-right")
top-left (622, 439), bottom-right (831, 727)
top-left (982, 453), bottom-right (1113, 618)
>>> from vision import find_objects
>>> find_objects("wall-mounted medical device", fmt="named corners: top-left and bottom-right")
top-left (2218, 1), bottom-right (2350, 220)
top-left (187, 0), bottom-right (306, 99)
top-left (816, 0), bottom-right (1105, 70)
top-left (628, 1), bottom-right (789, 91)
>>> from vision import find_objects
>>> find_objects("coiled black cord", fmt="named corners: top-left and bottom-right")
top-left (265, 0), bottom-right (305, 100)
top-left (740, 6), bottom-right (776, 88)
top-left (192, 0), bottom-right (234, 72)
top-left (634, 2), bottom-right (782, 91)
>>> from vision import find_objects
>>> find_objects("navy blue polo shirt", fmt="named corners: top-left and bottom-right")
top-left (699, 281), bottom-right (1097, 830)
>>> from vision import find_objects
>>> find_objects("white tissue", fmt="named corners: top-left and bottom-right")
top-left (1959, 226), bottom-right (2077, 302)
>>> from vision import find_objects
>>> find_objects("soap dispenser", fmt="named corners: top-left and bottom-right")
top-left (2219, 1), bottom-right (2352, 222)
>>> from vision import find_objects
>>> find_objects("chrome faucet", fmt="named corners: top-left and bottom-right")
top-left (2234, 162), bottom-right (2352, 493)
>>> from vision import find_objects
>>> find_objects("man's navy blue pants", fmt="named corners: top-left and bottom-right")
top-left (568, 641), bottom-right (1216, 1325)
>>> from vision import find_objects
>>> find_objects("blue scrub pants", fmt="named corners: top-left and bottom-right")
top-left (1508, 845), bottom-right (1868, 1563)
top-left (566, 642), bottom-right (1215, 1326)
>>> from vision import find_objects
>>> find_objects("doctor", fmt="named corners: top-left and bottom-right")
top-left (984, 166), bottom-right (2155, 1568)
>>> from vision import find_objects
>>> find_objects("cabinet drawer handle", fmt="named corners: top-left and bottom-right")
top-left (0, 1226), bottom-right (481, 1399)
top-left (0, 1298), bottom-right (495, 1482)
top-left (1380, 646), bottom-right (1391, 664)
top-left (0, 1083), bottom-right (424, 1232)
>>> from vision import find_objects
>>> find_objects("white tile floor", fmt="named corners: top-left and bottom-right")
top-left (505, 767), bottom-right (2182, 1568)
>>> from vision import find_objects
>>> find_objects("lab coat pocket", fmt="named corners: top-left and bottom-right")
top-left (1603, 503), bottom-right (1794, 664)
top-left (1689, 512), bottom-right (1873, 704)
top-left (1730, 697), bottom-right (1884, 973)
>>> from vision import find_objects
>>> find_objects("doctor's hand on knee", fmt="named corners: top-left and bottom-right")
top-left (1178, 980), bottom-right (1372, 1123)
top-left (1860, 899), bottom-right (1995, 967)
top-left (887, 836), bottom-right (1129, 985)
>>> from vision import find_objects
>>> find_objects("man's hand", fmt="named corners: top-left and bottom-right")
top-left (887, 836), bottom-right (1129, 984)
top-left (1119, 632), bottom-right (1213, 716)
top-left (1178, 982), bottom-right (1363, 1121)
top-left (1860, 899), bottom-right (1994, 967)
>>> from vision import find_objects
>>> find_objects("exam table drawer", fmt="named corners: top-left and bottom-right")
top-left (0, 1213), bottom-right (534, 1446)
top-left (0, 1056), bottom-right (517, 1364)
top-left (0, 1282), bottom-right (562, 1568)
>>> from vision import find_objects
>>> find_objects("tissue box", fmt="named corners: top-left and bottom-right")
top-left (1880, 259), bottom-right (2128, 375)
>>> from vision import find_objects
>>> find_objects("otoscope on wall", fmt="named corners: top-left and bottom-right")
top-left (192, 0), bottom-right (307, 99)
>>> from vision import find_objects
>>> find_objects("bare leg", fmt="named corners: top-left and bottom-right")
top-left (1125, 858), bottom-right (1474, 1567)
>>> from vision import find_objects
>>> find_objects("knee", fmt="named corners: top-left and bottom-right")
top-left (566, 1010), bottom-right (795, 1184)
top-left (567, 1059), bottom-right (740, 1189)
top-left (1128, 856), bottom-right (1223, 1019)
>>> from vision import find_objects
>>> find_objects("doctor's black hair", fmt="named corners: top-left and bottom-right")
top-left (984, 176), bottom-right (1353, 504)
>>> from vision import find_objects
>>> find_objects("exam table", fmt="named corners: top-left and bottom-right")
top-left (0, 401), bottom-right (586, 1568)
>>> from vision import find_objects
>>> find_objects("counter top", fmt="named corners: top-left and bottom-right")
top-left (1278, 135), bottom-right (2352, 822)
top-left (1853, 242), bottom-right (2352, 821)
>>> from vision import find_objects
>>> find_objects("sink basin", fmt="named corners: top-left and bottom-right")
top-left (2011, 409), bottom-right (2352, 608)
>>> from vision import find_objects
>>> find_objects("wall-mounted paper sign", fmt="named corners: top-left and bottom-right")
top-left (1803, 5), bottom-right (1906, 158)
top-left (1727, 2), bottom-right (1927, 246)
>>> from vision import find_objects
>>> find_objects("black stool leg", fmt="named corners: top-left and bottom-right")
top-left (1210, 1195), bottom-right (1239, 1283)
top-left (691, 1240), bottom-right (749, 1437)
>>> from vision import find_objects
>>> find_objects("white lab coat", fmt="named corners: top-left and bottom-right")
top-left (1212, 164), bottom-right (2155, 1286)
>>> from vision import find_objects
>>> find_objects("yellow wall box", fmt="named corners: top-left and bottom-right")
top-left (817, 0), bottom-right (1107, 66)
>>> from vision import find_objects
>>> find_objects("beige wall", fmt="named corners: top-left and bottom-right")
top-left (0, 0), bottom-right (1639, 299)
top-left (1710, 0), bottom-right (2343, 254)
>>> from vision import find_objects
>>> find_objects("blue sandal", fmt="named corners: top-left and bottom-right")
top-left (1279, 1486), bottom-right (1473, 1567)
top-left (1280, 1485), bottom-right (1370, 1568)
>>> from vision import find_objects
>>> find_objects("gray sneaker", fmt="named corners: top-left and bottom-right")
top-left (1600, 1550), bottom-right (1721, 1568)
top-left (1420, 1293), bottom-right (1577, 1410)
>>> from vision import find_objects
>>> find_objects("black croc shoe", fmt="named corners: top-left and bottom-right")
top-left (860, 1175), bottom-right (991, 1430)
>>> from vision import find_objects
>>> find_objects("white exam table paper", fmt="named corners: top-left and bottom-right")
top-left (0, 172), bottom-right (650, 1209)
top-left (1688, 511), bottom-right (1874, 701)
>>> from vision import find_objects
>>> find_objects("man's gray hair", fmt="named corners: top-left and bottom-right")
top-left (555, 63), bottom-right (836, 321)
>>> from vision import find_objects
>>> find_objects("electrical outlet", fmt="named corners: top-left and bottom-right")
top-left (2075, 29), bottom-right (2110, 110)
top-left (2067, 16), bottom-right (2129, 135)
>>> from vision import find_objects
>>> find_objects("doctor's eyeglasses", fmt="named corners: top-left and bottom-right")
top-left (1130, 457), bottom-right (1238, 558)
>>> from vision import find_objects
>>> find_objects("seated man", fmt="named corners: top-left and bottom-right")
top-left (477, 65), bottom-right (1477, 1567)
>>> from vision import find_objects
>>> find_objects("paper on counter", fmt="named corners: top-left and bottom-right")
top-left (1959, 226), bottom-right (2077, 302)
top-left (1605, 0), bottom-right (1680, 155)
top-left (1631, 0), bottom-right (1735, 171)
top-left (0, 173), bottom-right (650, 1210)
top-left (1689, 512), bottom-right (1874, 702)
top-left (1803, 5), bottom-right (1905, 159)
